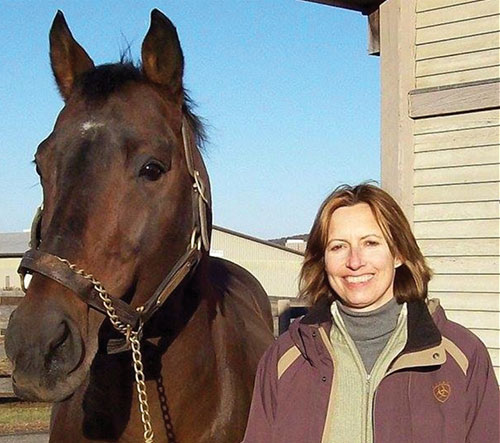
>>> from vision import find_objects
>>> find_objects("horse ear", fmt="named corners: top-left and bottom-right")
top-left (49, 11), bottom-right (95, 101)
top-left (142, 9), bottom-right (184, 102)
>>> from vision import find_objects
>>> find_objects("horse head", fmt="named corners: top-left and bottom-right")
top-left (5, 9), bottom-right (211, 402)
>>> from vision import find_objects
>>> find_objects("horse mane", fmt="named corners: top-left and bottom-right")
top-left (76, 61), bottom-right (207, 150)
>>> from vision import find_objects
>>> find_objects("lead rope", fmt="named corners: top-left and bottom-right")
top-left (55, 257), bottom-right (155, 443)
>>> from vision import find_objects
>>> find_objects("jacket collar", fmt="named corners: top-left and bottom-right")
top-left (299, 296), bottom-right (442, 353)
top-left (403, 298), bottom-right (442, 353)
top-left (300, 295), bottom-right (331, 325)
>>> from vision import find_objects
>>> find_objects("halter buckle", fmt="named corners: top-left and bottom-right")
top-left (193, 170), bottom-right (209, 205)
top-left (190, 229), bottom-right (202, 251)
top-left (18, 271), bottom-right (30, 294)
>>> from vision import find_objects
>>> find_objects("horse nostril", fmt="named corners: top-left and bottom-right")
top-left (45, 321), bottom-right (71, 372)
top-left (45, 319), bottom-right (83, 375)
top-left (49, 321), bottom-right (70, 353)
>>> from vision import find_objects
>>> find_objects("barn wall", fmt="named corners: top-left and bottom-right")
top-left (412, 0), bottom-right (500, 380)
top-left (210, 229), bottom-right (303, 298)
top-left (415, 0), bottom-right (500, 88)
top-left (413, 107), bottom-right (499, 375)
top-left (380, 0), bottom-right (499, 380)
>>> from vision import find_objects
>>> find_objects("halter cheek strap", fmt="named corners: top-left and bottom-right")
top-left (182, 123), bottom-right (210, 252)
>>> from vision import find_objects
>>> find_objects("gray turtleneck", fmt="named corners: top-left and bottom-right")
top-left (337, 297), bottom-right (403, 373)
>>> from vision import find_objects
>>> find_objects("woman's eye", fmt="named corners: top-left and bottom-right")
top-left (330, 244), bottom-right (344, 252)
top-left (139, 162), bottom-right (166, 181)
top-left (365, 240), bottom-right (379, 247)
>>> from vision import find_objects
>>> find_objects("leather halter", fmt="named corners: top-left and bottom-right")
top-left (18, 120), bottom-right (210, 352)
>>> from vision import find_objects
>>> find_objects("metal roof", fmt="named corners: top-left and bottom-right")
top-left (213, 225), bottom-right (304, 256)
top-left (0, 232), bottom-right (30, 257)
top-left (303, 0), bottom-right (385, 15)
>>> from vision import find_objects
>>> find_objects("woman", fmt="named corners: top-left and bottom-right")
top-left (243, 183), bottom-right (499, 443)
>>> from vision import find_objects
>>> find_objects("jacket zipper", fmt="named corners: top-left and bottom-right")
top-left (365, 374), bottom-right (371, 442)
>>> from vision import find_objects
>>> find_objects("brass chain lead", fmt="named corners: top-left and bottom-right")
top-left (56, 257), bottom-right (154, 443)
top-left (129, 331), bottom-right (155, 443)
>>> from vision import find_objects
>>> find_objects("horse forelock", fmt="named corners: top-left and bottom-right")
top-left (77, 62), bottom-right (142, 101)
top-left (75, 62), bottom-right (207, 152)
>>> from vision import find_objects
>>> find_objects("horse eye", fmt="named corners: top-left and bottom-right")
top-left (139, 161), bottom-right (166, 181)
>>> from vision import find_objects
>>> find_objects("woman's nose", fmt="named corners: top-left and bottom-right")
top-left (346, 247), bottom-right (364, 270)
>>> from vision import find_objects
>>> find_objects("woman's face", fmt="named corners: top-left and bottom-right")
top-left (324, 203), bottom-right (401, 312)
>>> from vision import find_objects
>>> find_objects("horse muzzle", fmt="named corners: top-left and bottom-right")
top-left (5, 299), bottom-right (86, 402)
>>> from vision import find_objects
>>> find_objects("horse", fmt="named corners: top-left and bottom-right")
top-left (5, 9), bottom-right (274, 443)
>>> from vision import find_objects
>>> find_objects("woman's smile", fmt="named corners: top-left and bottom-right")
top-left (344, 273), bottom-right (374, 285)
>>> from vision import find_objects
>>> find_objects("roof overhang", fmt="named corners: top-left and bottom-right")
top-left (302, 0), bottom-right (385, 15)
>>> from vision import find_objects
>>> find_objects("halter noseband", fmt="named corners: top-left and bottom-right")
top-left (18, 121), bottom-right (211, 352)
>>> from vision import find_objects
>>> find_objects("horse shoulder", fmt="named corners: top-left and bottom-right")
top-left (207, 256), bottom-right (274, 330)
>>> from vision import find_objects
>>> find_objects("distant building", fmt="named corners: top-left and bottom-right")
top-left (0, 227), bottom-right (304, 299)
top-left (0, 232), bottom-right (28, 294)
top-left (269, 233), bottom-right (308, 254)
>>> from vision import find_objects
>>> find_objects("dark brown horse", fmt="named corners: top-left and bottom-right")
top-left (5, 9), bottom-right (274, 443)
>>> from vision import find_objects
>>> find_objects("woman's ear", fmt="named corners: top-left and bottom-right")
top-left (394, 257), bottom-right (403, 268)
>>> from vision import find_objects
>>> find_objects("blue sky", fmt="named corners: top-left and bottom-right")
top-left (0, 1), bottom-right (380, 239)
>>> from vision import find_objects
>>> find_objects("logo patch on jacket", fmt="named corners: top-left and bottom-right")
top-left (433, 381), bottom-right (451, 403)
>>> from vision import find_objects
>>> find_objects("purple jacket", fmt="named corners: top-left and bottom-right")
top-left (243, 298), bottom-right (499, 442)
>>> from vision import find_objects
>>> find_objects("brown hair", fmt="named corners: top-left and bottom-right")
top-left (299, 183), bottom-right (432, 305)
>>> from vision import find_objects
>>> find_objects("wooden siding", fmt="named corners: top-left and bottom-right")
top-left (413, 103), bottom-right (499, 377)
top-left (414, 109), bottom-right (500, 133)
top-left (418, 238), bottom-right (498, 256)
top-left (414, 125), bottom-right (499, 151)
top-left (430, 275), bottom-right (499, 292)
top-left (415, 145), bottom-right (498, 168)
top-left (379, 0), bottom-right (499, 378)
top-left (415, 220), bottom-right (499, 239)
top-left (416, 67), bottom-right (499, 89)
top-left (418, 0), bottom-right (496, 12)
top-left (444, 308), bottom-right (499, 328)
top-left (414, 201), bottom-right (498, 220)
top-left (417, 0), bottom-right (499, 26)
top-left (417, 31), bottom-right (500, 61)
top-left (416, 16), bottom-right (500, 45)
top-left (415, 0), bottom-right (500, 88)
top-left (414, 164), bottom-right (499, 186)
top-left (414, 182), bottom-right (499, 203)
top-left (430, 292), bottom-right (499, 310)
top-left (410, 80), bottom-right (500, 119)
top-left (417, 49), bottom-right (499, 78)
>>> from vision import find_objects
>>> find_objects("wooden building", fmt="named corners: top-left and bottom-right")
top-left (305, 0), bottom-right (499, 379)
